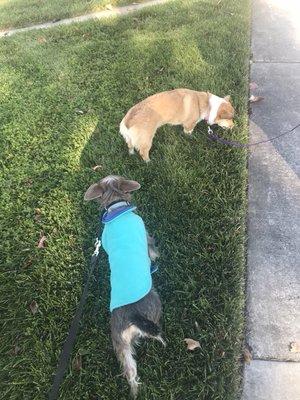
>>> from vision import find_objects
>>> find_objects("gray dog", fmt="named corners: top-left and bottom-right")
top-left (84, 175), bottom-right (165, 397)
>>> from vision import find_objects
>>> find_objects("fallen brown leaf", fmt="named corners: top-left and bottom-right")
top-left (243, 347), bottom-right (252, 364)
top-left (73, 354), bottom-right (82, 371)
top-left (92, 165), bottom-right (102, 171)
top-left (184, 338), bottom-right (200, 351)
top-left (37, 36), bottom-right (47, 44)
top-left (289, 341), bottom-right (300, 353)
top-left (249, 82), bottom-right (258, 90)
top-left (249, 95), bottom-right (264, 103)
top-left (34, 208), bottom-right (42, 222)
top-left (37, 235), bottom-right (47, 248)
top-left (29, 300), bottom-right (39, 315)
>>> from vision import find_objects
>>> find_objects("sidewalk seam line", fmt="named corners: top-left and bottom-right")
top-left (252, 358), bottom-right (300, 364)
top-left (252, 60), bottom-right (300, 64)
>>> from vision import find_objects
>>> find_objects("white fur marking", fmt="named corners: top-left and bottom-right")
top-left (120, 119), bottom-right (132, 142)
top-left (208, 94), bottom-right (226, 125)
top-left (122, 346), bottom-right (139, 396)
top-left (155, 335), bottom-right (166, 347)
top-left (122, 325), bottom-right (141, 343)
top-left (121, 326), bottom-right (142, 397)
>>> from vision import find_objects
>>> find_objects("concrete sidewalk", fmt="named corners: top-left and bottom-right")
top-left (243, 0), bottom-right (300, 399)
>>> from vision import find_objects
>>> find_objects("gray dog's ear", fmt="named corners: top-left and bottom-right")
top-left (120, 179), bottom-right (141, 193)
top-left (84, 183), bottom-right (103, 201)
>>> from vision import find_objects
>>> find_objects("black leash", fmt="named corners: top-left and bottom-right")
top-left (48, 238), bottom-right (101, 400)
top-left (207, 122), bottom-right (300, 147)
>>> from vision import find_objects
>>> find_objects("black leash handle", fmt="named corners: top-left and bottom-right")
top-left (207, 122), bottom-right (300, 148)
top-left (48, 239), bottom-right (101, 400)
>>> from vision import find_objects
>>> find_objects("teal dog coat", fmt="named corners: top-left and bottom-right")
top-left (101, 205), bottom-right (152, 312)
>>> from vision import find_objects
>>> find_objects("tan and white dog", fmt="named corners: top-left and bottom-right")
top-left (120, 88), bottom-right (235, 161)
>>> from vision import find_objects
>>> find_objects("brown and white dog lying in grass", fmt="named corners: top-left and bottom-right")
top-left (120, 88), bottom-right (235, 161)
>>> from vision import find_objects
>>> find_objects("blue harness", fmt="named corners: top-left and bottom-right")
top-left (101, 204), bottom-right (154, 312)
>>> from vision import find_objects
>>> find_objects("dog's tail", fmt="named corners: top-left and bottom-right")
top-left (120, 118), bottom-right (130, 138)
top-left (120, 119), bottom-right (135, 154)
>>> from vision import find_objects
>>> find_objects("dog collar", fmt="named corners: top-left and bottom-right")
top-left (101, 203), bottom-right (137, 223)
top-left (106, 200), bottom-right (129, 212)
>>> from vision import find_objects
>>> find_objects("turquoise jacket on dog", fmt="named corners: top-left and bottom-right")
top-left (101, 206), bottom-right (152, 312)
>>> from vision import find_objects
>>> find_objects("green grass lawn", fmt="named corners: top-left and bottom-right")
top-left (0, 0), bottom-right (146, 30)
top-left (0, 0), bottom-right (250, 399)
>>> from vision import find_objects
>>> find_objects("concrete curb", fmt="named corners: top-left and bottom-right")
top-left (0, 0), bottom-right (170, 38)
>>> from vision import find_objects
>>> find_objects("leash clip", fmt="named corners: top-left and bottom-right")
top-left (207, 126), bottom-right (214, 135)
top-left (93, 238), bottom-right (101, 257)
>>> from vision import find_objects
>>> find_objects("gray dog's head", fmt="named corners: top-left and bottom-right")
top-left (84, 175), bottom-right (140, 208)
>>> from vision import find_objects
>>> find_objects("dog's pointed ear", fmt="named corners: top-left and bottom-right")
top-left (84, 183), bottom-right (103, 201)
top-left (224, 95), bottom-right (231, 103)
top-left (120, 179), bottom-right (141, 193)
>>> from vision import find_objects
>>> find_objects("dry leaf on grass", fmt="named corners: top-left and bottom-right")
top-left (184, 338), bottom-right (200, 351)
top-left (243, 347), bottom-right (252, 364)
top-left (29, 300), bottom-right (39, 315)
top-left (289, 341), bottom-right (300, 353)
top-left (34, 208), bottom-right (42, 222)
top-left (92, 165), bottom-right (102, 171)
top-left (249, 95), bottom-right (264, 103)
top-left (73, 354), bottom-right (82, 371)
top-left (37, 36), bottom-right (47, 44)
top-left (249, 82), bottom-right (258, 90)
top-left (37, 235), bottom-right (47, 248)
